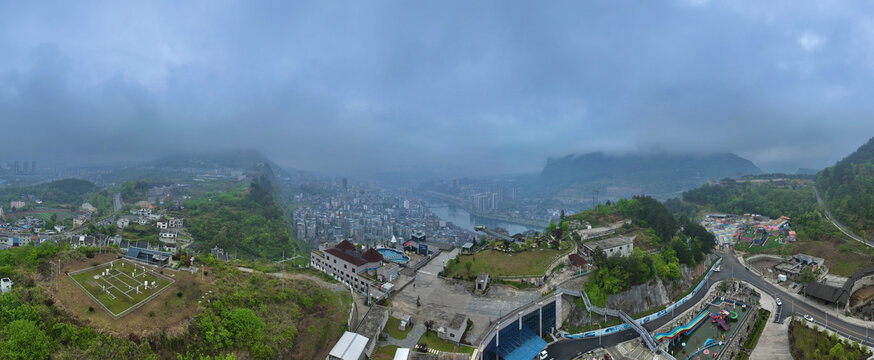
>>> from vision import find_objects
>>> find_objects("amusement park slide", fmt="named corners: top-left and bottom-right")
top-left (654, 311), bottom-right (710, 342)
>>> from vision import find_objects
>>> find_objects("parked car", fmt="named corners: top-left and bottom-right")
top-left (539, 350), bottom-right (548, 360)
top-left (775, 298), bottom-right (782, 306)
top-left (804, 314), bottom-right (814, 322)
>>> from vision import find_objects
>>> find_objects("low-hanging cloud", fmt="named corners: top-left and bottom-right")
top-left (2, 0), bottom-right (874, 177)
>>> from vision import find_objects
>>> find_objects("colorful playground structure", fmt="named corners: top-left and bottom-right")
top-left (657, 298), bottom-right (746, 360)
top-left (709, 309), bottom-right (737, 331)
top-left (702, 214), bottom-right (794, 250)
top-left (654, 311), bottom-right (710, 342)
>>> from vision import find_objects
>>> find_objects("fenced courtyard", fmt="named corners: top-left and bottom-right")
top-left (68, 259), bottom-right (175, 318)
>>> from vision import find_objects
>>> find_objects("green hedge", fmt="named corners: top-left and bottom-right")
top-left (743, 308), bottom-right (771, 349)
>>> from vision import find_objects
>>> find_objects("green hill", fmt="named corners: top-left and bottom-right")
top-left (569, 196), bottom-right (715, 306)
top-left (817, 136), bottom-right (874, 238)
top-left (185, 175), bottom-right (301, 260)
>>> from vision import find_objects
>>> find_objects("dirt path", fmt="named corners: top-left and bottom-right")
top-left (236, 267), bottom-right (347, 292)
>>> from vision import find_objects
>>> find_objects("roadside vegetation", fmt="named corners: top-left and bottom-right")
top-left (788, 318), bottom-right (871, 360)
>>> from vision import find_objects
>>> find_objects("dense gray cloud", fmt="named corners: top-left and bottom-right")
top-left (2, 0), bottom-right (874, 176)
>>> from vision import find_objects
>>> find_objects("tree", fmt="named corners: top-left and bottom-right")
top-left (464, 261), bottom-right (473, 273)
top-left (829, 343), bottom-right (844, 359)
top-left (800, 268), bottom-right (816, 284)
top-left (223, 308), bottom-right (266, 349)
top-left (545, 219), bottom-right (557, 236)
top-left (424, 320), bottom-right (435, 332)
top-left (0, 319), bottom-right (50, 360)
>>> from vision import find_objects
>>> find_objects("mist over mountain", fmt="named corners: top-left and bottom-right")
top-left (540, 152), bottom-right (761, 199)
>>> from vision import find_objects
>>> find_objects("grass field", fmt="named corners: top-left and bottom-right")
top-left (372, 345), bottom-right (399, 360)
top-left (385, 316), bottom-right (412, 340)
top-left (69, 260), bottom-right (174, 317)
top-left (445, 247), bottom-right (566, 278)
top-left (416, 331), bottom-right (475, 354)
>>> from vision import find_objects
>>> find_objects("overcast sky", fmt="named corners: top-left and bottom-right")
top-left (2, 0), bottom-right (874, 177)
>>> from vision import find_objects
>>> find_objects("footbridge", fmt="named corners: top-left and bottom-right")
top-left (576, 289), bottom-right (662, 355)
top-left (475, 225), bottom-right (516, 242)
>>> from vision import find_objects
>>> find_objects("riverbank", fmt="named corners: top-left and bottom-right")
top-left (419, 190), bottom-right (549, 229)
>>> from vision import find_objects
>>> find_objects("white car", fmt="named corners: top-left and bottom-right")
top-left (775, 298), bottom-right (782, 306)
top-left (540, 350), bottom-right (548, 360)
top-left (804, 314), bottom-right (814, 322)
top-left (713, 265), bottom-right (720, 272)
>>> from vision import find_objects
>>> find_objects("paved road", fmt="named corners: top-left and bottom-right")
top-left (114, 192), bottom-right (123, 212)
top-left (545, 251), bottom-right (874, 360)
top-left (814, 185), bottom-right (874, 248)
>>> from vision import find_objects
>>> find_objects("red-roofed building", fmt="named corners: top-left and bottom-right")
top-left (569, 254), bottom-right (588, 271)
top-left (311, 241), bottom-right (385, 294)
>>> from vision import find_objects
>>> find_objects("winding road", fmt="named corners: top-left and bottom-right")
top-left (814, 185), bottom-right (874, 248)
top-left (544, 251), bottom-right (874, 360)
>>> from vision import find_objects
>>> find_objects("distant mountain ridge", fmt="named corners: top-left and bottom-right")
top-left (540, 151), bottom-right (761, 199)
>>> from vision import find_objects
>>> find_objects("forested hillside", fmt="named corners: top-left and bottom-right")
top-left (185, 178), bottom-right (296, 259)
top-left (817, 136), bottom-right (874, 239)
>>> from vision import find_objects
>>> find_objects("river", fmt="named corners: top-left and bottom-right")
top-left (427, 203), bottom-right (543, 234)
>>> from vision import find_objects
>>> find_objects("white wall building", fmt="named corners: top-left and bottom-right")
top-left (582, 236), bottom-right (635, 258)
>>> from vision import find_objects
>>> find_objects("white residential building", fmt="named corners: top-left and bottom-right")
top-left (310, 240), bottom-right (384, 294)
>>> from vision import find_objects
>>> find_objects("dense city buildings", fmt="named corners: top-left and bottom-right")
top-left (290, 179), bottom-right (476, 246)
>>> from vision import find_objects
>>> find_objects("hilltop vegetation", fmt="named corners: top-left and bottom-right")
top-left (0, 241), bottom-right (351, 359)
top-left (185, 176), bottom-right (299, 260)
top-left (573, 196), bottom-right (716, 306)
top-left (817, 136), bottom-right (874, 239)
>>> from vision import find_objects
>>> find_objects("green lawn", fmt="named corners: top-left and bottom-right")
top-left (69, 260), bottom-right (174, 317)
top-left (446, 246), bottom-right (567, 278)
top-left (416, 331), bottom-right (474, 354)
top-left (372, 345), bottom-right (399, 360)
top-left (385, 316), bottom-right (412, 340)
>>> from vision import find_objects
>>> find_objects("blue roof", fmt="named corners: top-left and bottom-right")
top-left (493, 326), bottom-right (547, 360)
top-left (125, 247), bottom-right (172, 258)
